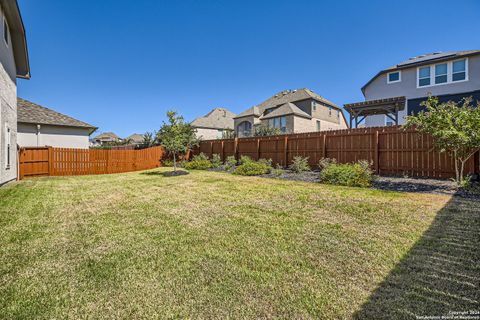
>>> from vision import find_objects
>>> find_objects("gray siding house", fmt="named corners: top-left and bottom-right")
top-left (0, 0), bottom-right (29, 185)
top-left (191, 108), bottom-right (236, 140)
top-left (346, 51), bottom-right (480, 127)
top-left (234, 88), bottom-right (348, 137)
top-left (17, 98), bottom-right (97, 149)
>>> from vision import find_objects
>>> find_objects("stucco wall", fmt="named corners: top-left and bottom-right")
top-left (0, 5), bottom-right (17, 184)
top-left (364, 55), bottom-right (480, 126)
top-left (234, 115), bottom-right (260, 137)
top-left (195, 127), bottom-right (223, 140)
top-left (17, 123), bottom-right (91, 149)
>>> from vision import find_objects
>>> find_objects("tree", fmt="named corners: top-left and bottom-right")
top-left (405, 96), bottom-right (480, 185)
top-left (157, 111), bottom-right (198, 172)
top-left (143, 131), bottom-right (157, 147)
top-left (254, 123), bottom-right (282, 137)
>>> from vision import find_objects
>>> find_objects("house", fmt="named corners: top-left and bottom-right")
top-left (345, 50), bottom-right (480, 127)
top-left (125, 133), bottom-right (145, 145)
top-left (0, 0), bottom-right (30, 185)
top-left (234, 88), bottom-right (348, 138)
top-left (91, 132), bottom-right (122, 146)
top-left (191, 108), bottom-right (236, 140)
top-left (17, 98), bottom-right (97, 149)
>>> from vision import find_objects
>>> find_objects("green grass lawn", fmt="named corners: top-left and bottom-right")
top-left (0, 169), bottom-right (478, 319)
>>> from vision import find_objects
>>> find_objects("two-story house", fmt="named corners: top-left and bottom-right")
top-left (191, 107), bottom-right (236, 140)
top-left (345, 51), bottom-right (480, 127)
top-left (0, 0), bottom-right (29, 185)
top-left (234, 88), bottom-right (348, 137)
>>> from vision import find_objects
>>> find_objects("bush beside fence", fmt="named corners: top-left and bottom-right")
top-left (192, 126), bottom-right (480, 179)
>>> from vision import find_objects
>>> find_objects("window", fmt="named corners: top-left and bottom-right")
top-left (267, 116), bottom-right (287, 132)
top-left (418, 66), bottom-right (431, 87)
top-left (435, 63), bottom-right (447, 84)
top-left (3, 18), bottom-right (8, 46)
top-left (417, 58), bottom-right (468, 87)
top-left (453, 59), bottom-right (466, 81)
top-left (216, 130), bottom-right (223, 139)
top-left (329, 107), bottom-right (332, 116)
top-left (386, 121), bottom-right (394, 126)
top-left (387, 71), bottom-right (401, 83)
top-left (237, 121), bottom-right (252, 137)
top-left (312, 101), bottom-right (316, 111)
top-left (5, 125), bottom-right (11, 168)
top-left (316, 120), bottom-right (321, 132)
top-left (337, 110), bottom-right (340, 118)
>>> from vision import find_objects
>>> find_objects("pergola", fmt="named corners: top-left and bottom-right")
top-left (344, 96), bottom-right (406, 128)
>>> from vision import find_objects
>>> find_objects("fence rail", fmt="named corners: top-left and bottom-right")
top-left (18, 146), bottom-right (163, 179)
top-left (192, 126), bottom-right (479, 179)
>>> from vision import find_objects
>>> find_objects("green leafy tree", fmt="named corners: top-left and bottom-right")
top-left (157, 111), bottom-right (198, 172)
top-left (143, 131), bottom-right (156, 147)
top-left (405, 96), bottom-right (480, 184)
top-left (254, 124), bottom-right (282, 137)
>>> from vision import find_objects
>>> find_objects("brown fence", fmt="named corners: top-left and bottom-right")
top-left (192, 126), bottom-right (480, 179)
top-left (18, 146), bottom-right (163, 179)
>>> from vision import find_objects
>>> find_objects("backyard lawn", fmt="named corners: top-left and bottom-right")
top-left (0, 169), bottom-right (478, 319)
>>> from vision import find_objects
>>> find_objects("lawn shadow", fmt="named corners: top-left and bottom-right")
top-left (141, 170), bottom-right (189, 177)
top-left (354, 194), bottom-right (479, 319)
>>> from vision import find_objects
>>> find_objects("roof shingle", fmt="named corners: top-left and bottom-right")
top-left (191, 108), bottom-right (236, 129)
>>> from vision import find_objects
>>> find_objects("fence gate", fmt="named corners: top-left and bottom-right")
top-left (18, 147), bottom-right (51, 179)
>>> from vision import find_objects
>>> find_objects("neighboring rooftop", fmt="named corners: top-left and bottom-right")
top-left (260, 102), bottom-right (311, 120)
top-left (362, 50), bottom-right (480, 94)
top-left (17, 98), bottom-right (97, 133)
top-left (191, 108), bottom-right (236, 129)
top-left (93, 132), bottom-right (121, 141)
top-left (126, 133), bottom-right (145, 144)
top-left (234, 88), bottom-right (340, 119)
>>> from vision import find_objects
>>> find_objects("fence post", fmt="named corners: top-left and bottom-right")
top-left (210, 141), bottom-right (214, 158)
top-left (284, 135), bottom-right (288, 166)
top-left (234, 137), bottom-right (239, 160)
top-left (48, 147), bottom-right (53, 176)
top-left (474, 150), bottom-right (480, 179)
top-left (322, 134), bottom-right (326, 159)
top-left (221, 140), bottom-right (225, 161)
top-left (256, 138), bottom-right (260, 160)
top-left (374, 130), bottom-right (379, 174)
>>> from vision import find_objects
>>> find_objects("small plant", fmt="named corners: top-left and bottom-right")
top-left (458, 175), bottom-right (472, 189)
top-left (183, 153), bottom-right (212, 170)
top-left (271, 164), bottom-right (285, 177)
top-left (319, 160), bottom-right (374, 188)
top-left (318, 158), bottom-right (337, 171)
top-left (163, 159), bottom-right (174, 167)
top-left (224, 156), bottom-right (238, 171)
top-left (239, 155), bottom-right (253, 165)
top-left (233, 160), bottom-right (271, 176)
top-left (258, 158), bottom-right (273, 167)
top-left (211, 154), bottom-right (222, 168)
top-left (289, 156), bottom-right (310, 173)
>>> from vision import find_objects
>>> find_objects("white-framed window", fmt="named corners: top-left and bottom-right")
top-left (267, 116), bottom-right (287, 132)
top-left (3, 17), bottom-right (8, 46)
top-left (417, 58), bottom-right (468, 88)
top-left (5, 125), bottom-right (11, 168)
top-left (337, 110), bottom-right (340, 118)
top-left (312, 101), bottom-right (316, 111)
top-left (316, 120), bottom-right (321, 132)
top-left (387, 71), bottom-right (401, 83)
top-left (328, 106), bottom-right (332, 116)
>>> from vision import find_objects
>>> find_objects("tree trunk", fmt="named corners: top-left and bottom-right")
top-left (460, 159), bottom-right (467, 185)
top-left (454, 150), bottom-right (459, 184)
top-left (173, 153), bottom-right (177, 172)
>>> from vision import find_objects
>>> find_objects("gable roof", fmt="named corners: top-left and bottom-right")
top-left (260, 102), bottom-right (311, 120)
top-left (1, 0), bottom-right (30, 79)
top-left (126, 133), bottom-right (144, 143)
top-left (191, 108), bottom-right (236, 129)
top-left (93, 132), bottom-right (121, 141)
top-left (233, 88), bottom-right (340, 119)
top-left (17, 98), bottom-right (97, 133)
top-left (361, 50), bottom-right (480, 95)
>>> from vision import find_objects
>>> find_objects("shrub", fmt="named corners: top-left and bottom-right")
top-left (224, 156), bottom-right (237, 171)
top-left (183, 153), bottom-right (212, 170)
top-left (239, 155), bottom-right (253, 165)
top-left (271, 164), bottom-right (285, 177)
top-left (289, 156), bottom-right (310, 173)
top-left (234, 160), bottom-right (271, 176)
top-left (258, 158), bottom-right (273, 168)
top-left (163, 159), bottom-right (174, 167)
top-left (318, 157), bottom-right (337, 171)
top-left (319, 160), bottom-right (374, 188)
top-left (211, 154), bottom-right (222, 168)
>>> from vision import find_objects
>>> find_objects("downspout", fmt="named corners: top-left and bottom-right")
top-left (36, 124), bottom-right (41, 146)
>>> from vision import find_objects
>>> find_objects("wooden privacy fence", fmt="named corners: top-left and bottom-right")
top-left (192, 126), bottom-right (480, 179)
top-left (18, 146), bottom-right (163, 179)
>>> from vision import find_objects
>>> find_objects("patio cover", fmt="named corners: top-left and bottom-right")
top-left (344, 96), bottom-right (406, 127)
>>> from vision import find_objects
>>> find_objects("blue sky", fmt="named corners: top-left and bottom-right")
top-left (17, 0), bottom-right (480, 137)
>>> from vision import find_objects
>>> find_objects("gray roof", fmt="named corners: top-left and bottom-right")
top-left (191, 108), bottom-right (236, 129)
top-left (17, 98), bottom-right (97, 133)
top-left (93, 132), bottom-right (121, 141)
top-left (260, 102), bottom-right (311, 120)
top-left (361, 50), bottom-right (480, 94)
top-left (126, 133), bottom-right (144, 143)
top-left (233, 88), bottom-right (340, 119)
